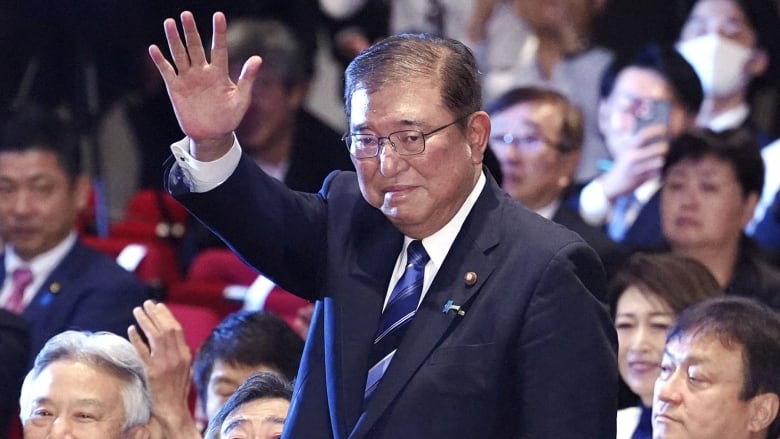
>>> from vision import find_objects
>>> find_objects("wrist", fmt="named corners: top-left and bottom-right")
top-left (190, 134), bottom-right (235, 162)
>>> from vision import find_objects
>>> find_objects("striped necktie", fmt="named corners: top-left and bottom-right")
top-left (364, 240), bottom-right (429, 401)
top-left (608, 194), bottom-right (639, 242)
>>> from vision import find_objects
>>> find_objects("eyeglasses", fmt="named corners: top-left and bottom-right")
top-left (343, 115), bottom-right (469, 159)
top-left (489, 132), bottom-right (562, 152)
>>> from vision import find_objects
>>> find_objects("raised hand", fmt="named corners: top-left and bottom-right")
top-left (148, 11), bottom-right (262, 161)
top-left (129, 300), bottom-right (202, 439)
top-left (600, 123), bottom-right (669, 202)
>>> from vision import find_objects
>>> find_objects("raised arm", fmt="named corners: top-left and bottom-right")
top-left (129, 300), bottom-right (202, 439)
top-left (148, 11), bottom-right (262, 161)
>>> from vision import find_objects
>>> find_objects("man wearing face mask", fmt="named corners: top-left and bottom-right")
top-left (674, 0), bottom-right (779, 146)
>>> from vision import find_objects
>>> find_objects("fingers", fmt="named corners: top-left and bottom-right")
top-left (164, 17), bottom-right (190, 72)
top-left (133, 300), bottom-right (185, 354)
top-left (236, 55), bottom-right (263, 104)
top-left (210, 12), bottom-right (229, 75)
top-left (128, 325), bottom-right (151, 363)
top-left (181, 11), bottom-right (207, 66)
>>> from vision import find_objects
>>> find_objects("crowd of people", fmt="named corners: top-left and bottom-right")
top-left (2, 0), bottom-right (780, 438)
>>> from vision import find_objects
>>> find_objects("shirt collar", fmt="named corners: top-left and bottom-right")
top-left (415, 172), bottom-right (486, 270)
top-left (706, 104), bottom-right (749, 132)
top-left (5, 232), bottom-right (78, 281)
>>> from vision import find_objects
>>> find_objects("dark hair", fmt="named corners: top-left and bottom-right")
top-left (204, 371), bottom-right (293, 439)
top-left (344, 33), bottom-right (481, 126)
top-left (485, 86), bottom-right (584, 153)
top-left (609, 252), bottom-right (722, 317)
top-left (227, 18), bottom-right (312, 88)
top-left (676, 0), bottom-right (780, 81)
top-left (667, 296), bottom-right (780, 438)
top-left (662, 127), bottom-right (764, 197)
top-left (193, 311), bottom-right (303, 413)
top-left (600, 43), bottom-right (703, 115)
top-left (0, 105), bottom-right (82, 180)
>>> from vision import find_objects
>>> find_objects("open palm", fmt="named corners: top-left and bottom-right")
top-left (149, 11), bottom-right (261, 151)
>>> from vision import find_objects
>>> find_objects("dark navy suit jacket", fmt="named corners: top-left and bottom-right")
top-left (565, 184), bottom-right (664, 251)
top-left (1, 240), bottom-right (148, 364)
top-left (170, 155), bottom-right (618, 439)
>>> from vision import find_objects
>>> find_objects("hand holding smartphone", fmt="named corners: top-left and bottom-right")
top-left (634, 99), bottom-right (671, 137)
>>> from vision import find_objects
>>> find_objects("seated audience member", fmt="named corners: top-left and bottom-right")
top-left (572, 44), bottom-right (703, 249)
top-left (653, 296), bottom-right (780, 439)
top-left (660, 127), bottom-right (780, 309)
top-left (193, 310), bottom-right (304, 424)
top-left (486, 0), bottom-right (613, 182)
top-left (0, 106), bottom-right (148, 362)
top-left (0, 309), bottom-right (29, 437)
top-left (675, 0), bottom-right (779, 144)
top-left (609, 252), bottom-right (721, 438)
top-left (487, 86), bottom-right (629, 277)
top-left (188, 17), bottom-right (355, 263)
top-left (204, 372), bottom-right (293, 439)
top-left (18, 330), bottom-right (152, 439)
top-left (226, 18), bottom-right (352, 192)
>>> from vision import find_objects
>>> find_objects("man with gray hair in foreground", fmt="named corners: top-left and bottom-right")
top-left (18, 331), bottom-right (152, 439)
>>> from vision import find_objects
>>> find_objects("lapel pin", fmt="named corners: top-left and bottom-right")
top-left (464, 271), bottom-right (477, 286)
top-left (49, 282), bottom-right (61, 294)
top-left (442, 299), bottom-right (466, 316)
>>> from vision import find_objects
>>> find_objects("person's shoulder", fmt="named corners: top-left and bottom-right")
top-left (69, 241), bottom-right (146, 286)
top-left (498, 193), bottom-right (588, 251)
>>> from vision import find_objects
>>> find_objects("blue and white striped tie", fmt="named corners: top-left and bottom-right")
top-left (364, 240), bottom-right (429, 402)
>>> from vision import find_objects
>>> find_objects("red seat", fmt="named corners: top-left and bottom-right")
top-left (166, 303), bottom-right (222, 416)
top-left (81, 235), bottom-right (183, 297)
top-left (110, 189), bottom-right (190, 247)
top-left (187, 249), bottom-right (258, 285)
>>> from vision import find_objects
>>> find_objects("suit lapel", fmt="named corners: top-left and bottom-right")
top-left (330, 219), bottom-right (404, 437)
top-left (22, 242), bottom-right (83, 320)
top-left (348, 176), bottom-right (503, 438)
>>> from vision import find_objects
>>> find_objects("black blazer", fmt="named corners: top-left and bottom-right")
top-left (171, 156), bottom-right (618, 439)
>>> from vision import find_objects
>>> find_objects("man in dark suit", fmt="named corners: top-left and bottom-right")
top-left (0, 106), bottom-right (149, 362)
top-left (486, 86), bottom-right (629, 278)
top-left (568, 44), bottom-right (703, 250)
top-left (151, 11), bottom-right (617, 438)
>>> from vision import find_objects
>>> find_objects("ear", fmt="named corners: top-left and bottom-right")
top-left (467, 111), bottom-right (491, 165)
top-left (558, 150), bottom-right (582, 188)
top-left (746, 48), bottom-right (768, 79)
top-left (747, 392), bottom-right (779, 434)
top-left (740, 191), bottom-right (760, 228)
top-left (73, 175), bottom-right (92, 213)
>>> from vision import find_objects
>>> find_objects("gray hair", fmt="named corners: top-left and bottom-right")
top-left (19, 331), bottom-right (152, 431)
top-left (227, 18), bottom-right (311, 88)
top-left (344, 33), bottom-right (482, 124)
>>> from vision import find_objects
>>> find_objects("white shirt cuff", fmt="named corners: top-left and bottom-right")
top-left (579, 179), bottom-right (611, 226)
top-left (169, 136), bottom-right (242, 193)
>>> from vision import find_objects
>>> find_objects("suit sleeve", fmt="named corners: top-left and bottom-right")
top-left (516, 240), bottom-right (617, 438)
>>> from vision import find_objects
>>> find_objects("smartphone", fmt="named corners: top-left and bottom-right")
top-left (634, 99), bottom-right (671, 133)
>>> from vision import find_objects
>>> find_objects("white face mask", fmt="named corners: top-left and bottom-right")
top-left (676, 33), bottom-right (753, 98)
